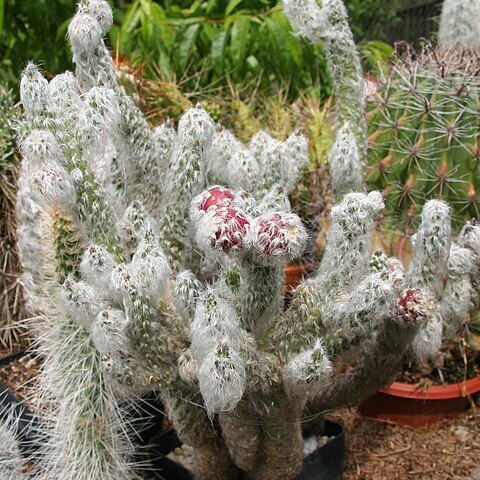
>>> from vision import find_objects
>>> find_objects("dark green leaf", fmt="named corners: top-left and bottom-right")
top-left (225, 0), bottom-right (244, 17)
top-left (177, 23), bottom-right (201, 75)
top-left (231, 16), bottom-right (250, 70)
top-left (211, 30), bottom-right (228, 76)
top-left (0, 0), bottom-right (4, 35)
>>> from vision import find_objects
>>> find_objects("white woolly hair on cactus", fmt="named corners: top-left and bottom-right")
top-left (283, 0), bottom-right (366, 195)
top-left (76, 86), bottom-right (120, 145)
top-left (130, 239), bottom-right (172, 299)
top-left (91, 308), bottom-right (130, 355)
top-left (20, 130), bottom-right (63, 169)
top-left (30, 160), bottom-right (76, 209)
top-left (458, 220), bottom-right (480, 259)
top-left (226, 150), bottom-right (260, 192)
top-left (283, 339), bottom-right (333, 397)
top-left (77, 0), bottom-right (114, 34)
top-left (189, 288), bottom-right (246, 363)
top-left (328, 121), bottom-right (363, 197)
top-left (323, 270), bottom-right (398, 339)
top-left (249, 212), bottom-right (308, 263)
top-left (79, 243), bottom-right (117, 291)
top-left (248, 131), bottom-right (287, 192)
top-left (441, 245), bottom-right (476, 336)
top-left (190, 288), bottom-right (248, 415)
top-left (19, 63), bottom-right (52, 128)
top-left (198, 343), bottom-right (246, 417)
top-left (314, 191), bottom-right (384, 300)
top-left (68, 12), bottom-right (103, 54)
top-left (208, 128), bottom-right (245, 184)
top-left (406, 199), bottom-right (452, 297)
top-left (410, 307), bottom-right (443, 363)
top-left (61, 274), bottom-right (107, 328)
top-left (67, 5), bottom-right (117, 93)
top-left (438, 0), bottom-right (480, 50)
top-left (173, 270), bottom-right (204, 320)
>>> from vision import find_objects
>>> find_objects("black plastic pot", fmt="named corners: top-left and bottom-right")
top-left (149, 420), bottom-right (346, 480)
top-left (298, 420), bottom-right (346, 480)
top-left (0, 349), bottom-right (29, 366)
top-left (0, 350), bottom-right (41, 453)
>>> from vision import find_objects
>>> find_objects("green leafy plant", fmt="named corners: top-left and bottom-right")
top-left (115, 0), bottom-right (332, 99)
top-left (0, 0), bottom-right (77, 87)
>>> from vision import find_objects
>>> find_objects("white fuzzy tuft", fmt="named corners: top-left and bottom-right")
top-left (80, 243), bottom-right (116, 292)
top-left (91, 309), bottom-right (129, 355)
top-left (78, 0), bottom-right (114, 35)
top-left (407, 200), bottom-right (451, 297)
top-left (130, 240), bottom-right (172, 299)
top-left (173, 270), bottom-right (203, 320)
top-left (30, 161), bottom-right (76, 209)
top-left (21, 130), bottom-right (63, 169)
top-left (328, 122), bottom-right (363, 195)
top-left (20, 63), bottom-right (52, 125)
top-left (283, 339), bottom-right (333, 397)
top-left (197, 344), bottom-right (246, 417)
top-left (61, 275), bottom-right (105, 328)
top-left (68, 13), bottom-right (103, 55)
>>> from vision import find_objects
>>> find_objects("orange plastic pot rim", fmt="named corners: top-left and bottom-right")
top-left (378, 375), bottom-right (480, 400)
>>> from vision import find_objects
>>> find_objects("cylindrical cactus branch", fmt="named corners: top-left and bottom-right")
top-left (0, 419), bottom-right (27, 480)
top-left (283, 0), bottom-right (366, 195)
top-left (307, 287), bottom-right (426, 414)
top-left (438, 0), bottom-right (480, 50)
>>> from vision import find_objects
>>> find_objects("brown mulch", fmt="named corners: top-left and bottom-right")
top-left (0, 350), bottom-right (40, 405)
top-left (1, 350), bottom-right (480, 479)
top-left (330, 407), bottom-right (480, 480)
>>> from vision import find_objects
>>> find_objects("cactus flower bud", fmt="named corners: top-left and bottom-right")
top-left (212, 208), bottom-right (250, 252)
top-left (396, 289), bottom-right (426, 322)
top-left (251, 212), bottom-right (307, 261)
top-left (200, 186), bottom-right (235, 212)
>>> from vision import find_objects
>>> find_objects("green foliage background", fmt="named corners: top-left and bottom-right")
top-left (0, 0), bottom-right (399, 96)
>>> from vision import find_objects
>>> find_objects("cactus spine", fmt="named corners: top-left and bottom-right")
top-left (366, 46), bottom-right (480, 233)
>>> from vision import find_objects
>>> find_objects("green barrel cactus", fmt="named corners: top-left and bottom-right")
top-left (366, 46), bottom-right (480, 234)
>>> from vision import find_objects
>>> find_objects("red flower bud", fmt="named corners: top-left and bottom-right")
top-left (252, 212), bottom-right (306, 260)
top-left (212, 207), bottom-right (250, 252)
top-left (396, 289), bottom-right (426, 322)
top-left (200, 186), bottom-right (234, 212)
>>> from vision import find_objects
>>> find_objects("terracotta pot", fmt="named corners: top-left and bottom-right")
top-left (284, 264), bottom-right (314, 293)
top-left (358, 375), bottom-right (480, 426)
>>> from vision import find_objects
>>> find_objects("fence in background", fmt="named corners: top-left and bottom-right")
top-left (387, 0), bottom-right (443, 45)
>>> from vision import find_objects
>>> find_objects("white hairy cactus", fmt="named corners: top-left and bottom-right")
top-left (407, 200), bottom-right (452, 297)
top-left (10, 1), bottom-right (467, 480)
top-left (438, 0), bottom-right (480, 50)
top-left (283, 0), bottom-right (366, 195)
top-left (0, 421), bottom-right (26, 480)
top-left (283, 339), bottom-right (333, 397)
